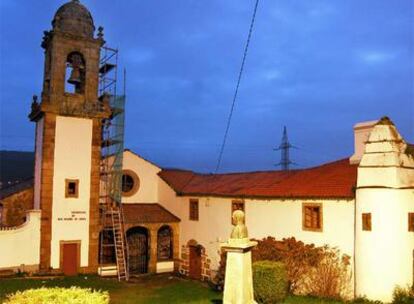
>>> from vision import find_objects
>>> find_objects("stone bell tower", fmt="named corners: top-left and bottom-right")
top-left (29, 0), bottom-right (109, 274)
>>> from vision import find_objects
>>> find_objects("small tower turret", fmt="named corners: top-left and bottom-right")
top-left (355, 117), bottom-right (414, 302)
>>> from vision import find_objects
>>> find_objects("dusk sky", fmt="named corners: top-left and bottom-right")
top-left (0, 0), bottom-right (413, 173)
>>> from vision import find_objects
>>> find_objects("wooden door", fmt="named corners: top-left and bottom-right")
top-left (62, 243), bottom-right (78, 276)
top-left (189, 246), bottom-right (202, 279)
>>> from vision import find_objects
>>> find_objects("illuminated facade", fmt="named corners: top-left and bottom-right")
top-left (0, 1), bottom-right (413, 303)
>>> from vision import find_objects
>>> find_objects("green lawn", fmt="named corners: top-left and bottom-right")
top-left (0, 274), bottom-right (352, 304)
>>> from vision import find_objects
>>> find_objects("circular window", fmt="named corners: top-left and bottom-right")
top-left (121, 170), bottom-right (140, 197)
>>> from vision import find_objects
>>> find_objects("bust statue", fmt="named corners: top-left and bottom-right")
top-left (230, 210), bottom-right (248, 240)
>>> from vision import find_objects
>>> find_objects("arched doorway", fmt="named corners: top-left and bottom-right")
top-left (188, 240), bottom-right (203, 280)
top-left (127, 226), bottom-right (149, 274)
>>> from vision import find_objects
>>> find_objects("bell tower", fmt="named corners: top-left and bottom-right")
top-left (29, 0), bottom-right (109, 273)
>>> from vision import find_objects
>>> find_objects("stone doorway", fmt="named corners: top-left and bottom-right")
top-left (189, 245), bottom-right (202, 279)
top-left (127, 226), bottom-right (149, 274)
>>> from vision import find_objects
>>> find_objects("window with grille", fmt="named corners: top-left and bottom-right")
top-left (157, 226), bottom-right (173, 261)
top-left (408, 213), bottom-right (414, 232)
top-left (362, 213), bottom-right (372, 231)
top-left (189, 199), bottom-right (199, 221)
top-left (302, 203), bottom-right (323, 232)
top-left (231, 200), bottom-right (245, 224)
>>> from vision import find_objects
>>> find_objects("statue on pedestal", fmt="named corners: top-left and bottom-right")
top-left (221, 209), bottom-right (257, 304)
top-left (230, 210), bottom-right (248, 239)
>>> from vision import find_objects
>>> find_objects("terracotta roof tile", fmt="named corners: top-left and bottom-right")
top-left (122, 203), bottom-right (180, 223)
top-left (158, 158), bottom-right (357, 199)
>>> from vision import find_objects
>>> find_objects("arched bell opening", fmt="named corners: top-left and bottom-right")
top-left (65, 51), bottom-right (86, 94)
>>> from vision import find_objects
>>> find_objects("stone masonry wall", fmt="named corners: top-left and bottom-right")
top-left (1, 187), bottom-right (34, 227)
top-left (179, 241), bottom-right (212, 281)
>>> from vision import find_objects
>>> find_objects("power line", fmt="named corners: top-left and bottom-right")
top-left (214, 0), bottom-right (260, 173)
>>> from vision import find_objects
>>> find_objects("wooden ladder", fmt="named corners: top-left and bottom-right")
top-left (110, 208), bottom-right (129, 281)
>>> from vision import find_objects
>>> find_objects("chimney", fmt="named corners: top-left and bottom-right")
top-left (349, 120), bottom-right (378, 164)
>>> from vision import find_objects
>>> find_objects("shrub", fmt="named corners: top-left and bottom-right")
top-left (392, 285), bottom-right (414, 304)
top-left (252, 237), bottom-right (352, 299)
top-left (302, 247), bottom-right (352, 299)
top-left (253, 260), bottom-right (288, 303)
top-left (252, 237), bottom-right (325, 293)
top-left (212, 249), bottom-right (227, 290)
top-left (4, 287), bottom-right (109, 304)
top-left (215, 237), bottom-right (352, 299)
top-left (351, 297), bottom-right (383, 304)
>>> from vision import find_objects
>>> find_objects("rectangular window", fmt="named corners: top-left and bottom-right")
top-left (189, 199), bottom-right (199, 221)
top-left (231, 200), bottom-right (245, 224)
top-left (362, 213), bottom-right (372, 231)
top-left (302, 203), bottom-right (323, 232)
top-left (65, 179), bottom-right (79, 198)
top-left (408, 213), bottom-right (414, 232)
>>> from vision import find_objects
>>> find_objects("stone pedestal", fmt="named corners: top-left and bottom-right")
top-left (221, 239), bottom-right (257, 304)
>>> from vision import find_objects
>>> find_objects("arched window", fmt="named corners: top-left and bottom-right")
top-left (157, 225), bottom-right (173, 261)
top-left (65, 52), bottom-right (85, 94)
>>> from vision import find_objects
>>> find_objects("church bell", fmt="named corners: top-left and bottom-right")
top-left (67, 66), bottom-right (82, 85)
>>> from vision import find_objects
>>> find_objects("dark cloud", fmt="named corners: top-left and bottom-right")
top-left (1, 0), bottom-right (413, 172)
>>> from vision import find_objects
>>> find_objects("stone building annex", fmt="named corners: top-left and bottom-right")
top-left (0, 1), bottom-right (413, 303)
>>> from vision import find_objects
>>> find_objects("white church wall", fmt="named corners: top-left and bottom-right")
top-left (0, 210), bottom-right (41, 270)
top-left (355, 118), bottom-right (414, 302)
top-left (356, 188), bottom-right (414, 302)
top-left (121, 150), bottom-right (161, 203)
top-left (158, 178), bottom-right (355, 277)
top-left (50, 116), bottom-right (92, 269)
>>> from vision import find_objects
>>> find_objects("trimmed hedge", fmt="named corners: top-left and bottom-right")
top-left (253, 260), bottom-right (288, 303)
top-left (4, 287), bottom-right (109, 304)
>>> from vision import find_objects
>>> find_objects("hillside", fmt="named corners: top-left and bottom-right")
top-left (0, 151), bottom-right (35, 187)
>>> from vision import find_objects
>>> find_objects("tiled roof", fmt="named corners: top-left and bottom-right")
top-left (0, 178), bottom-right (34, 200)
top-left (158, 158), bottom-right (358, 199)
top-left (122, 203), bottom-right (180, 223)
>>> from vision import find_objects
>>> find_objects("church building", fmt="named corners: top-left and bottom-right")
top-left (0, 1), bottom-right (413, 303)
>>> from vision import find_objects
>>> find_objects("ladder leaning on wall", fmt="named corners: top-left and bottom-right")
top-left (98, 45), bottom-right (129, 281)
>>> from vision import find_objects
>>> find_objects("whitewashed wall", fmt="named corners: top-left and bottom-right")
top-left (158, 178), bottom-right (355, 275)
top-left (121, 150), bottom-right (161, 203)
top-left (356, 188), bottom-right (414, 302)
top-left (50, 116), bottom-right (92, 269)
top-left (355, 121), bottom-right (414, 302)
top-left (0, 210), bottom-right (41, 269)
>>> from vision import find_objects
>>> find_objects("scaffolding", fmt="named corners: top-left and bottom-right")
top-left (99, 45), bottom-right (129, 281)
